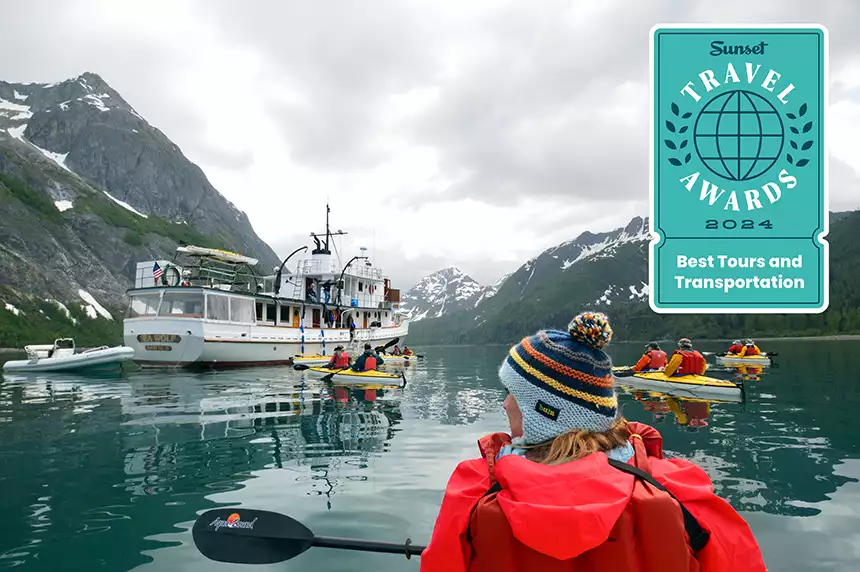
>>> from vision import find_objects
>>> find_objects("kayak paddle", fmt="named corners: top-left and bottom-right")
top-left (293, 363), bottom-right (311, 371)
top-left (192, 508), bottom-right (427, 564)
top-left (373, 337), bottom-right (399, 354)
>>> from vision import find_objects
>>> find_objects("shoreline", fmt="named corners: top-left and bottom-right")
top-left (2, 334), bottom-right (859, 354)
top-left (409, 333), bottom-right (860, 348)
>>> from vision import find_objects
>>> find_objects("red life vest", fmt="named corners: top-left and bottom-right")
top-left (419, 423), bottom-right (766, 572)
top-left (673, 350), bottom-right (706, 376)
top-left (728, 345), bottom-right (743, 354)
top-left (334, 352), bottom-right (350, 368)
top-left (743, 345), bottom-right (760, 356)
top-left (364, 355), bottom-right (377, 370)
top-left (646, 350), bottom-right (668, 369)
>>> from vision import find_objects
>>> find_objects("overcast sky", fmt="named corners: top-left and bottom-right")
top-left (2, 0), bottom-right (859, 288)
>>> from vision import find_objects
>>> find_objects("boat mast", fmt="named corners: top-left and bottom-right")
top-left (310, 202), bottom-right (346, 256)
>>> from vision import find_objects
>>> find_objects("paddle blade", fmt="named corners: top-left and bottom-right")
top-left (192, 508), bottom-right (313, 564)
top-left (293, 364), bottom-right (310, 371)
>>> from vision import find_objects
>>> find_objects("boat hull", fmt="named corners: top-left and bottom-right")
top-left (2, 347), bottom-right (136, 372)
top-left (614, 370), bottom-right (742, 399)
top-left (715, 355), bottom-right (771, 367)
top-left (304, 366), bottom-right (405, 385)
top-left (293, 354), bottom-right (416, 366)
top-left (124, 317), bottom-right (408, 368)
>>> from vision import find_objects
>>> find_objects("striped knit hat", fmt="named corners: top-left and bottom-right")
top-left (499, 311), bottom-right (617, 445)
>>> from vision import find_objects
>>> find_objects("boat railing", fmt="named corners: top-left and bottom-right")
top-left (297, 259), bottom-right (383, 280)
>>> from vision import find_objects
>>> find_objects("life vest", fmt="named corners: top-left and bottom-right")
top-left (743, 345), bottom-right (760, 356)
top-left (404, 349), bottom-right (413, 355)
top-left (333, 352), bottom-right (350, 368)
top-left (728, 345), bottom-right (743, 355)
top-left (364, 355), bottom-right (377, 370)
top-left (672, 350), bottom-right (706, 376)
top-left (646, 349), bottom-right (667, 369)
top-left (419, 422), bottom-right (766, 572)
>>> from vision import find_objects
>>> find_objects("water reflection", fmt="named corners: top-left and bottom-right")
top-left (2, 341), bottom-right (860, 571)
top-left (0, 366), bottom-right (408, 569)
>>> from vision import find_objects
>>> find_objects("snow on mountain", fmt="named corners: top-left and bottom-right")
top-left (401, 267), bottom-right (501, 322)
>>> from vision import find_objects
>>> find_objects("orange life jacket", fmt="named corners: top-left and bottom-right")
top-left (742, 345), bottom-right (760, 356)
top-left (646, 349), bottom-right (668, 369)
top-left (419, 422), bottom-right (766, 572)
top-left (672, 350), bottom-right (706, 376)
top-left (728, 344), bottom-right (743, 354)
top-left (333, 352), bottom-right (350, 368)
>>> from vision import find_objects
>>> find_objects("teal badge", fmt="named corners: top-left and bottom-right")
top-left (649, 25), bottom-right (828, 313)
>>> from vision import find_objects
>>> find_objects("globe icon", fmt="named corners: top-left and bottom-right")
top-left (693, 89), bottom-right (785, 182)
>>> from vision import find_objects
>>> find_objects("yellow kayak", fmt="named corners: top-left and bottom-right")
top-left (613, 367), bottom-right (741, 399)
top-left (715, 353), bottom-right (772, 367)
top-left (305, 366), bottom-right (405, 384)
top-left (293, 354), bottom-right (415, 366)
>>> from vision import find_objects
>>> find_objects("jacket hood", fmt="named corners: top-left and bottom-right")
top-left (476, 422), bottom-right (678, 560)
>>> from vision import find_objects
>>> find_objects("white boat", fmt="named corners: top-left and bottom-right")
top-left (2, 338), bottom-right (135, 372)
top-left (122, 205), bottom-right (409, 368)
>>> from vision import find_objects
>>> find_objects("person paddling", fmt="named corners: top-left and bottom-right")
top-left (350, 343), bottom-right (384, 372)
top-left (738, 339), bottom-right (761, 357)
top-left (631, 341), bottom-right (667, 372)
top-left (727, 339), bottom-right (744, 355)
top-left (420, 312), bottom-right (765, 572)
top-left (326, 346), bottom-right (350, 369)
top-left (663, 337), bottom-right (707, 377)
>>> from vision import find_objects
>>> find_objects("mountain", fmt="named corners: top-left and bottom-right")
top-left (406, 212), bottom-right (860, 345)
top-left (0, 72), bottom-right (280, 347)
top-left (401, 267), bottom-right (504, 321)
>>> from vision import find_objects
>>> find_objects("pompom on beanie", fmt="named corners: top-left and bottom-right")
top-left (499, 311), bottom-right (617, 445)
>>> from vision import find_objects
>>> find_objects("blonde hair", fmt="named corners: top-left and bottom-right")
top-left (516, 418), bottom-right (631, 465)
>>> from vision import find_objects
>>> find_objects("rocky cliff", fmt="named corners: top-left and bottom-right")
top-left (0, 72), bottom-right (280, 346)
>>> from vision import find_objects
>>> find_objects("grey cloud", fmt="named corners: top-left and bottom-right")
top-left (197, 0), bottom-right (860, 210)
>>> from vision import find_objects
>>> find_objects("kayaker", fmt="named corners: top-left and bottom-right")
top-left (392, 345), bottom-right (401, 355)
top-left (727, 340), bottom-right (744, 355)
top-left (420, 312), bottom-right (766, 572)
top-left (738, 339), bottom-right (761, 357)
top-left (351, 343), bottom-right (384, 372)
top-left (326, 346), bottom-right (350, 369)
top-left (402, 346), bottom-right (414, 356)
top-left (631, 341), bottom-right (667, 371)
top-left (663, 338), bottom-right (707, 377)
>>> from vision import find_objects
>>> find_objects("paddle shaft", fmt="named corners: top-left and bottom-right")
top-left (313, 535), bottom-right (426, 557)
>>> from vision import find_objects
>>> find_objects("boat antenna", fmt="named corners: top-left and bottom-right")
top-left (325, 201), bottom-right (331, 251)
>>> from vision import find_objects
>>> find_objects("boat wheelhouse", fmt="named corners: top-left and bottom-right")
top-left (123, 207), bottom-right (408, 367)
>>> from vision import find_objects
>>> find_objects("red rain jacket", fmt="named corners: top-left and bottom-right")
top-left (419, 422), bottom-right (765, 572)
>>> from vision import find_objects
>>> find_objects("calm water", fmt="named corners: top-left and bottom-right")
top-left (2, 340), bottom-right (860, 571)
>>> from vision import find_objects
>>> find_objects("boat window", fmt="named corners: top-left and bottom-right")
top-left (255, 301), bottom-right (264, 321)
top-left (126, 293), bottom-right (161, 318)
top-left (159, 292), bottom-right (204, 318)
top-left (266, 303), bottom-right (276, 322)
top-left (206, 293), bottom-right (230, 321)
top-left (230, 297), bottom-right (255, 323)
top-left (280, 304), bottom-right (290, 323)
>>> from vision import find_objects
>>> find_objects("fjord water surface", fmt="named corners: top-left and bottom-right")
top-left (1, 340), bottom-right (859, 571)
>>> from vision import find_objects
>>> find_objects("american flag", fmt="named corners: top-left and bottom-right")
top-left (153, 262), bottom-right (163, 281)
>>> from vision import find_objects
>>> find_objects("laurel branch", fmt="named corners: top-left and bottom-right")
top-left (785, 102), bottom-right (813, 168)
top-left (664, 102), bottom-right (692, 166)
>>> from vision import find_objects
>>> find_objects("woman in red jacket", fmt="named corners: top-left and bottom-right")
top-left (420, 311), bottom-right (766, 572)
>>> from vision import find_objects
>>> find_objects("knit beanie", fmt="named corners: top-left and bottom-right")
top-left (499, 311), bottom-right (617, 445)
